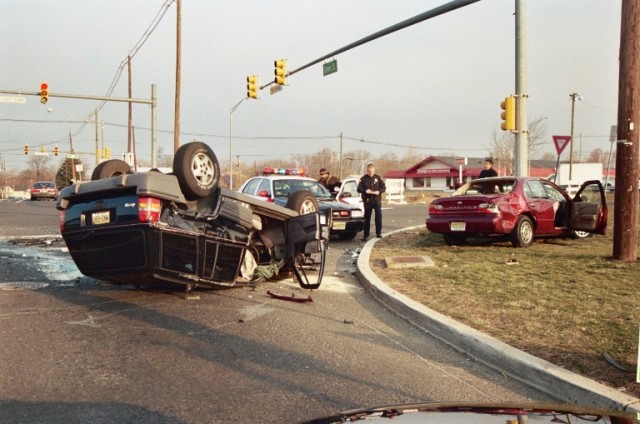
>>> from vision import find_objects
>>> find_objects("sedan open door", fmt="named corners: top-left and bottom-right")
top-left (569, 180), bottom-right (608, 235)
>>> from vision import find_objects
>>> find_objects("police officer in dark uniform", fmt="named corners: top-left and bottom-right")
top-left (357, 163), bottom-right (386, 241)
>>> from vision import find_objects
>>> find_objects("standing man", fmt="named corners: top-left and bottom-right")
top-left (357, 163), bottom-right (386, 241)
top-left (479, 158), bottom-right (498, 178)
top-left (318, 168), bottom-right (341, 192)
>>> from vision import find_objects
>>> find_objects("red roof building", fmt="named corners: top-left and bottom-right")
top-left (382, 156), bottom-right (606, 191)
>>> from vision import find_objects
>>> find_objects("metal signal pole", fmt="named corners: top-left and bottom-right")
top-left (514, 0), bottom-right (528, 177)
top-left (174, 0), bottom-right (182, 153)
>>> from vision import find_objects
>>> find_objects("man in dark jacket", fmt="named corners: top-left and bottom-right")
top-left (357, 163), bottom-right (386, 241)
top-left (478, 158), bottom-right (498, 178)
top-left (318, 168), bottom-right (341, 193)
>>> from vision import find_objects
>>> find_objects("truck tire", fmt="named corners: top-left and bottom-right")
top-left (173, 142), bottom-right (220, 200)
top-left (91, 159), bottom-right (133, 180)
top-left (285, 191), bottom-right (318, 214)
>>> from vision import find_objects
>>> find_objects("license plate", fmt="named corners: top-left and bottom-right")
top-left (450, 221), bottom-right (466, 231)
top-left (92, 210), bottom-right (110, 225)
top-left (332, 221), bottom-right (346, 230)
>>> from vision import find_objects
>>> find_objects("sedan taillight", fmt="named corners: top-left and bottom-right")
top-left (138, 197), bottom-right (161, 223)
top-left (478, 203), bottom-right (500, 214)
top-left (428, 204), bottom-right (444, 215)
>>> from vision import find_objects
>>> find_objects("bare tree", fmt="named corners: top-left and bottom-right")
top-left (488, 129), bottom-right (515, 175)
top-left (27, 155), bottom-right (54, 182)
top-left (488, 116), bottom-right (548, 175)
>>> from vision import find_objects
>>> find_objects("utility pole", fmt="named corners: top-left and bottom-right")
top-left (568, 92), bottom-right (580, 181)
top-left (174, 0), bottom-right (182, 153)
top-left (339, 132), bottom-right (343, 180)
top-left (68, 132), bottom-right (76, 183)
top-left (613, 0), bottom-right (639, 262)
top-left (128, 56), bottom-right (133, 155)
top-left (94, 109), bottom-right (99, 165)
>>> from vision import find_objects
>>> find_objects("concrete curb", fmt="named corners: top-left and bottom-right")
top-left (357, 226), bottom-right (640, 413)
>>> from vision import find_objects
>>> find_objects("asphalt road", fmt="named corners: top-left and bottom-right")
top-left (0, 198), bottom-right (553, 423)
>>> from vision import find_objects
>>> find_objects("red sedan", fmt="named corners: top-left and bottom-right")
top-left (426, 177), bottom-right (607, 247)
top-left (29, 181), bottom-right (58, 201)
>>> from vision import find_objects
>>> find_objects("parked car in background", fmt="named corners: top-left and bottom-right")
top-left (602, 180), bottom-right (615, 193)
top-left (56, 142), bottom-right (328, 293)
top-left (426, 176), bottom-right (607, 247)
top-left (238, 168), bottom-right (364, 240)
top-left (30, 181), bottom-right (58, 201)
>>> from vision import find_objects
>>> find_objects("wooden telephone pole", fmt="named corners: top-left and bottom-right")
top-left (613, 0), bottom-right (640, 261)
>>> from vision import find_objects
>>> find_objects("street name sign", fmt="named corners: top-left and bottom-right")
top-left (323, 60), bottom-right (338, 76)
top-left (270, 84), bottom-right (282, 95)
top-left (0, 96), bottom-right (26, 104)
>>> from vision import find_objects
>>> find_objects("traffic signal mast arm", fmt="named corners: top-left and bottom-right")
top-left (256, 0), bottom-right (480, 90)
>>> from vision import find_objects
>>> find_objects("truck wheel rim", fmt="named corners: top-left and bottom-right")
top-left (192, 153), bottom-right (215, 186)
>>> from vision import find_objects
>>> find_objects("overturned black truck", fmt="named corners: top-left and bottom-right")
top-left (56, 142), bottom-right (328, 294)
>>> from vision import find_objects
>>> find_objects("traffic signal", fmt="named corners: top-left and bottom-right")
top-left (105, 147), bottom-right (111, 159)
top-left (500, 96), bottom-right (516, 131)
top-left (246, 75), bottom-right (259, 99)
top-left (24, 144), bottom-right (29, 155)
top-left (40, 82), bottom-right (49, 104)
top-left (54, 146), bottom-right (59, 156)
top-left (274, 59), bottom-right (287, 85)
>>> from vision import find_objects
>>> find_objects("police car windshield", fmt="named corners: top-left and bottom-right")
top-left (273, 179), bottom-right (332, 199)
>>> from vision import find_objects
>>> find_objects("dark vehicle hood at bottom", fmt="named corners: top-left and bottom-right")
top-left (302, 401), bottom-right (638, 423)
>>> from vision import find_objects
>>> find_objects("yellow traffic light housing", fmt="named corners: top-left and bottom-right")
top-left (54, 146), bottom-right (59, 156)
top-left (40, 82), bottom-right (49, 104)
top-left (246, 75), bottom-right (259, 99)
top-left (24, 144), bottom-right (29, 155)
top-left (105, 147), bottom-right (111, 159)
top-left (500, 96), bottom-right (516, 131)
top-left (274, 59), bottom-right (287, 85)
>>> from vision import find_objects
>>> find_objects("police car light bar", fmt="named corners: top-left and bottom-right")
top-left (262, 167), bottom-right (306, 176)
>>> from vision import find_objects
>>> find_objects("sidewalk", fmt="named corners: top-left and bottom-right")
top-left (356, 226), bottom-right (640, 414)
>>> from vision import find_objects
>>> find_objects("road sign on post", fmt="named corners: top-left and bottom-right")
top-left (552, 135), bottom-right (571, 155)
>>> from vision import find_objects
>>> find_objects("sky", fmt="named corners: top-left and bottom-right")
top-left (0, 0), bottom-right (622, 173)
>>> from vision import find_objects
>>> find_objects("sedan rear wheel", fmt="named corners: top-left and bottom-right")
top-left (510, 216), bottom-right (534, 248)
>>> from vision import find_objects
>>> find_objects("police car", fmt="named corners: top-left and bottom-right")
top-left (239, 167), bottom-right (365, 240)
